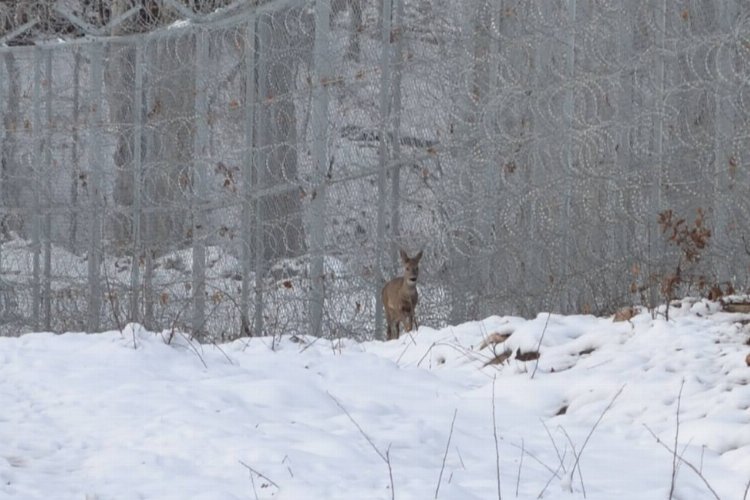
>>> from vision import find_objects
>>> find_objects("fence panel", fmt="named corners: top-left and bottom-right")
top-left (1, 1), bottom-right (749, 339)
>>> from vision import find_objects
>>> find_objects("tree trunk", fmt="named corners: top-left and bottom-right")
top-left (1, 53), bottom-right (23, 239)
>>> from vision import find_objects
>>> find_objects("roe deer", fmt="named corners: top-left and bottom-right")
top-left (382, 249), bottom-right (423, 340)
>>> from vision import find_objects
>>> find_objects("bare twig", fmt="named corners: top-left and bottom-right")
top-left (531, 311), bottom-right (553, 379)
top-left (282, 455), bottom-right (293, 478)
top-left (249, 469), bottom-right (258, 500)
top-left (329, 392), bottom-right (386, 461)
top-left (210, 339), bottom-right (234, 365)
top-left (328, 392), bottom-right (395, 500)
top-left (178, 330), bottom-right (208, 369)
top-left (239, 460), bottom-right (279, 491)
top-left (417, 341), bottom-right (438, 367)
top-left (416, 341), bottom-right (484, 369)
top-left (101, 258), bottom-right (128, 345)
top-left (492, 375), bottom-right (503, 500)
top-left (515, 438), bottom-right (524, 498)
top-left (395, 330), bottom-right (419, 364)
top-left (743, 478), bottom-right (750, 500)
top-left (540, 418), bottom-right (566, 473)
top-left (435, 409), bottom-right (458, 499)
top-left (670, 379), bottom-right (685, 499)
top-left (386, 445), bottom-right (395, 499)
top-left (456, 447), bottom-right (466, 469)
top-left (299, 334), bottom-right (324, 353)
top-left (508, 442), bottom-right (560, 479)
top-left (642, 425), bottom-right (720, 500)
top-left (567, 384), bottom-right (625, 497)
top-left (537, 449), bottom-right (567, 499)
top-left (559, 426), bottom-right (586, 497)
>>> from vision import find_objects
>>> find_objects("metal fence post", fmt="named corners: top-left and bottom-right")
top-left (389, 0), bottom-right (403, 265)
top-left (241, 16), bottom-right (258, 336)
top-left (0, 54), bottom-right (4, 275)
top-left (375, 0), bottom-right (394, 340)
top-left (129, 40), bottom-right (144, 325)
top-left (87, 41), bottom-right (104, 333)
top-left (43, 49), bottom-right (53, 330)
top-left (310, 0), bottom-right (332, 337)
top-left (255, 15), bottom-right (268, 339)
top-left (32, 47), bottom-right (42, 331)
top-left (614, 3), bottom-right (635, 266)
top-left (559, 0), bottom-right (576, 312)
top-left (648, 0), bottom-right (667, 309)
top-left (192, 29), bottom-right (209, 339)
top-left (712, 1), bottom-right (738, 284)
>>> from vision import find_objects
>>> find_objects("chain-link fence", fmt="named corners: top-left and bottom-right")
top-left (1, 0), bottom-right (749, 339)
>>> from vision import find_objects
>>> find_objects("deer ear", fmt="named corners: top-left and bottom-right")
top-left (415, 250), bottom-right (423, 262)
top-left (399, 249), bottom-right (408, 262)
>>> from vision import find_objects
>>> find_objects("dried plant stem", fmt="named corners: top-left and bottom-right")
top-left (537, 449), bottom-right (567, 499)
top-left (540, 417), bottom-right (565, 474)
top-left (178, 330), bottom-right (208, 369)
top-left (508, 442), bottom-right (560, 479)
top-left (492, 375), bottom-right (502, 500)
top-left (642, 425), bottom-right (720, 500)
top-left (571, 385), bottom-right (625, 479)
top-left (531, 311), bottom-right (552, 379)
top-left (515, 438), bottom-right (524, 497)
top-left (670, 379), bottom-right (685, 499)
top-left (329, 392), bottom-right (395, 500)
top-left (239, 460), bottom-right (279, 491)
top-left (559, 426), bottom-right (586, 497)
top-left (435, 409), bottom-right (458, 499)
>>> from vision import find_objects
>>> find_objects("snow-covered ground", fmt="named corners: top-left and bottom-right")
top-left (1, 298), bottom-right (749, 499)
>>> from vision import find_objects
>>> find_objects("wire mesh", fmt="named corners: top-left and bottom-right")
top-left (1, 0), bottom-right (749, 339)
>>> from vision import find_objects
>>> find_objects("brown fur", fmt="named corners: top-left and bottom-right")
top-left (382, 249), bottom-right (422, 340)
top-left (613, 306), bottom-right (636, 322)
